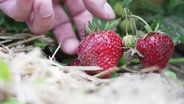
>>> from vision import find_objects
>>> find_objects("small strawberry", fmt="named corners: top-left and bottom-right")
top-left (78, 30), bottom-right (123, 78)
top-left (136, 32), bottom-right (174, 72)
top-left (70, 58), bottom-right (81, 66)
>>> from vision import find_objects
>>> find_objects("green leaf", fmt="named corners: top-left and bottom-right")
top-left (158, 16), bottom-right (184, 44)
top-left (154, 23), bottom-right (160, 31)
top-left (108, 18), bottom-right (122, 31)
top-left (104, 22), bottom-right (110, 30)
top-left (118, 53), bottom-right (129, 66)
top-left (144, 25), bottom-right (152, 33)
top-left (2, 98), bottom-right (21, 104)
top-left (85, 26), bottom-right (93, 34)
top-left (169, 58), bottom-right (184, 63)
top-left (85, 17), bottom-right (117, 32)
top-left (122, 0), bottom-right (132, 8)
top-left (136, 30), bottom-right (145, 37)
top-left (167, 0), bottom-right (184, 17)
top-left (0, 60), bottom-right (10, 81)
top-left (110, 71), bottom-right (118, 78)
top-left (0, 12), bottom-right (5, 26)
top-left (163, 70), bottom-right (177, 79)
top-left (178, 36), bottom-right (184, 44)
top-left (4, 15), bottom-right (27, 33)
top-left (34, 40), bottom-right (48, 47)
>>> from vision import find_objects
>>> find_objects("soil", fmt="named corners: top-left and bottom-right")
top-left (0, 34), bottom-right (184, 104)
top-left (0, 47), bottom-right (184, 104)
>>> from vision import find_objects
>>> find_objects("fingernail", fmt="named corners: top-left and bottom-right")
top-left (39, 1), bottom-right (53, 17)
top-left (103, 2), bottom-right (115, 19)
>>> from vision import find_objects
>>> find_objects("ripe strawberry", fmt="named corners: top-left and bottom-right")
top-left (77, 30), bottom-right (123, 77)
top-left (70, 58), bottom-right (81, 66)
top-left (136, 32), bottom-right (174, 72)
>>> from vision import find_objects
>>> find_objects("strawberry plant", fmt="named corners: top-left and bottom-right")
top-left (0, 0), bottom-right (184, 79)
top-left (108, 4), bottom-right (175, 73)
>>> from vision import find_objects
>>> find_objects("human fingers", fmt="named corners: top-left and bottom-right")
top-left (65, 0), bottom-right (93, 38)
top-left (0, 0), bottom-right (5, 2)
top-left (52, 0), bottom-right (79, 55)
top-left (82, 0), bottom-right (115, 20)
top-left (26, 0), bottom-right (55, 34)
top-left (0, 0), bottom-right (33, 21)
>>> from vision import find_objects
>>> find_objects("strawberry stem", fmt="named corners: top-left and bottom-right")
top-left (169, 58), bottom-right (184, 63)
top-left (124, 8), bottom-right (129, 36)
top-left (131, 15), bottom-right (153, 32)
top-left (131, 18), bottom-right (137, 35)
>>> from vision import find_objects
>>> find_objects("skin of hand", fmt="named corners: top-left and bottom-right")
top-left (0, 0), bottom-right (115, 55)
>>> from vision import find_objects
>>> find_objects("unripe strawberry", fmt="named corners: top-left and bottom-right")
top-left (122, 35), bottom-right (137, 48)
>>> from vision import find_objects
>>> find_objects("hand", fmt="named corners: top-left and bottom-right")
top-left (0, 0), bottom-right (115, 55)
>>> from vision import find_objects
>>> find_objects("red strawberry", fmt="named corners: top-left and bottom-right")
top-left (70, 58), bottom-right (81, 66)
top-left (77, 30), bottom-right (123, 77)
top-left (136, 32), bottom-right (174, 72)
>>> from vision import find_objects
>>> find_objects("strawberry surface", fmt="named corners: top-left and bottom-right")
top-left (77, 30), bottom-right (123, 77)
top-left (70, 58), bottom-right (81, 66)
top-left (136, 32), bottom-right (174, 72)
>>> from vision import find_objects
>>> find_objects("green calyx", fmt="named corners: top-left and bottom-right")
top-left (85, 17), bottom-right (122, 35)
top-left (130, 14), bottom-right (160, 33)
top-left (122, 35), bottom-right (137, 48)
top-left (121, 8), bottom-right (161, 38)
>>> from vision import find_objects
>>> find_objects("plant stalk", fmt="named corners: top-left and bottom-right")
top-left (169, 58), bottom-right (184, 63)
top-left (131, 15), bottom-right (153, 32)
top-left (124, 8), bottom-right (129, 36)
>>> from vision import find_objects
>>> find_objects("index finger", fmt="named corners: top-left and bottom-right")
top-left (0, 0), bottom-right (33, 21)
top-left (83, 0), bottom-right (115, 20)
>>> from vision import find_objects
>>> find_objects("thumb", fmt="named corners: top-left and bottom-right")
top-left (83, 0), bottom-right (115, 20)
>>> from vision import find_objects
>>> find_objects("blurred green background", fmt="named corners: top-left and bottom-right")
top-left (110, 0), bottom-right (184, 44)
top-left (1, 0), bottom-right (184, 43)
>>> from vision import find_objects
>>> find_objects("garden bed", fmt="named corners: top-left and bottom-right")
top-left (0, 48), bottom-right (184, 104)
